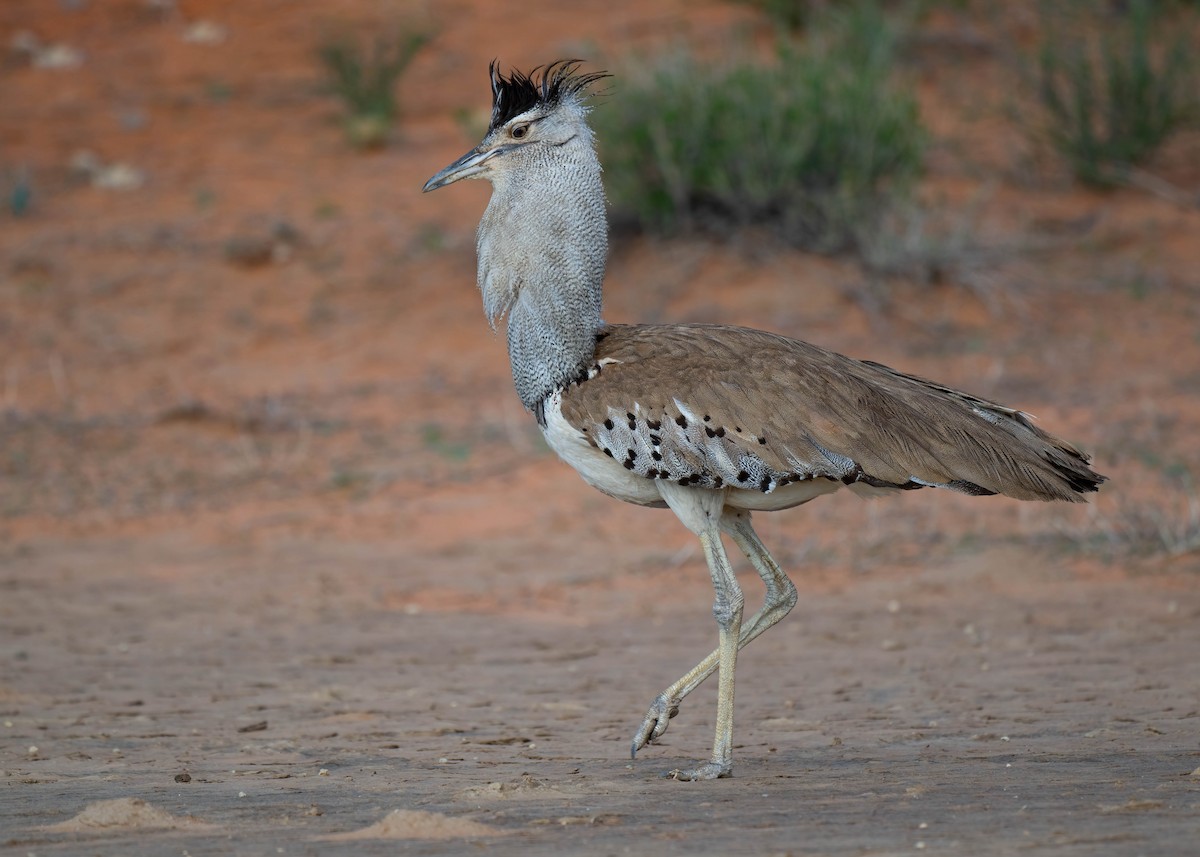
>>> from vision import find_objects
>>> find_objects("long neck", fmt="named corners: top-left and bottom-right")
top-left (476, 140), bottom-right (607, 410)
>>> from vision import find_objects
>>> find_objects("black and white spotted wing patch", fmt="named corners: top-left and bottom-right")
top-left (583, 397), bottom-right (848, 493)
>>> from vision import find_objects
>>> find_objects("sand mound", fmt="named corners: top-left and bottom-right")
top-left (324, 809), bottom-right (506, 840)
top-left (45, 798), bottom-right (213, 833)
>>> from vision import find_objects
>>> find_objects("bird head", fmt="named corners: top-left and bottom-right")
top-left (423, 59), bottom-right (608, 193)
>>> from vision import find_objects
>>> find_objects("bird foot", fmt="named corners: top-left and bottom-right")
top-left (665, 761), bottom-right (732, 781)
top-left (630, 693), bottom-right (681, 757)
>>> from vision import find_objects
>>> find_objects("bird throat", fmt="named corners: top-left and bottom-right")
top-left (475, 146), bottom-right (609, 412)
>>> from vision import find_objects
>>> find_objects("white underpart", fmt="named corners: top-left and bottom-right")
top-left (656, 478), bottom-right (726, 534)
top-left (727, 478), bottom-right (842, 511)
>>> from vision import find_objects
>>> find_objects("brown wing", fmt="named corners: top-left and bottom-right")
top-left (557, 323), bottom-right (1104, 501)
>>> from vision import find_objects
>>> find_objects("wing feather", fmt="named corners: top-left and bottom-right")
top-left (557, 324), bottom-right (1104, 501)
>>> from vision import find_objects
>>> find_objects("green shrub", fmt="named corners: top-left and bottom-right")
top-left (594, 3), bottom-right (925, 254)
top-left (1035, 0), bottom-right (1199, 186)
top-left (319, 29), bottom-right (428, 149)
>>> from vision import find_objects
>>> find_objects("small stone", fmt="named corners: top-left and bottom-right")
top-left (223, 222), bottom-right (301, 268)
top-left (93, 164), bottom-right (146, 191)
top-left (224, 235), bottom-right (273, 268)
top-left (183, 21), bottom-right (227, 44)
top-left (34, 44), bottom-right (84, 69)
top-left (68, 150), bottom-right (145, 190)
top-left (174, 772), bottom-right (191, 783)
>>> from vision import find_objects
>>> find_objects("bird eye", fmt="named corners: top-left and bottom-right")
top-left (511, 124), bottom-right (529, 139)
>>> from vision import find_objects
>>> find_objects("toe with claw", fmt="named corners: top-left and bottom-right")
top-left (630, 693), bottom-right (680, 757)
top-left (666, 761), bottom-right (732, 781)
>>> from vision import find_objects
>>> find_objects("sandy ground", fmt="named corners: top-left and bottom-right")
top-left (2, 0), bottom-right (1199, 854)
top-left (3, 535), bottom-right (1199, 855)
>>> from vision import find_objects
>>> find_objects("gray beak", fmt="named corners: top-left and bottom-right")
top-left (422, 146), bottom-right (506, 192)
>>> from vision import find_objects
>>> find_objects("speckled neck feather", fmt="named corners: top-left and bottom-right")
top-left (475, 67), bottom-right (608, 411)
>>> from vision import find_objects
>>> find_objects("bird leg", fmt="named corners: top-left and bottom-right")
top-left (724, 511), bottom-right (799, 645)
top-left (631, 511), bottom-right (797, 767)
top-left (662, 527), bottom-right (744, 780)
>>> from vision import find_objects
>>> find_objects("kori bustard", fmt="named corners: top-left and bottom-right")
top-left (423, 60), bottom-right (1104, 780)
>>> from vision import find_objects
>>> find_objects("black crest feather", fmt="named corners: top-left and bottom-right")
top-left (488, 59), bottom-right (608, 132)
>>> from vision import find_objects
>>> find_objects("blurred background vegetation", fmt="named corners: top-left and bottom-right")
top-left (2, 0), bottom-right (1198, 562)
top-left (318, 27), bottom-right (429, 149)
top-left (595, 3), bottom-right (925, 255)
top-left (1033, 0), bottom-right (1199, 187)
top-left (589, 0), bottom-right (1199, 262)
